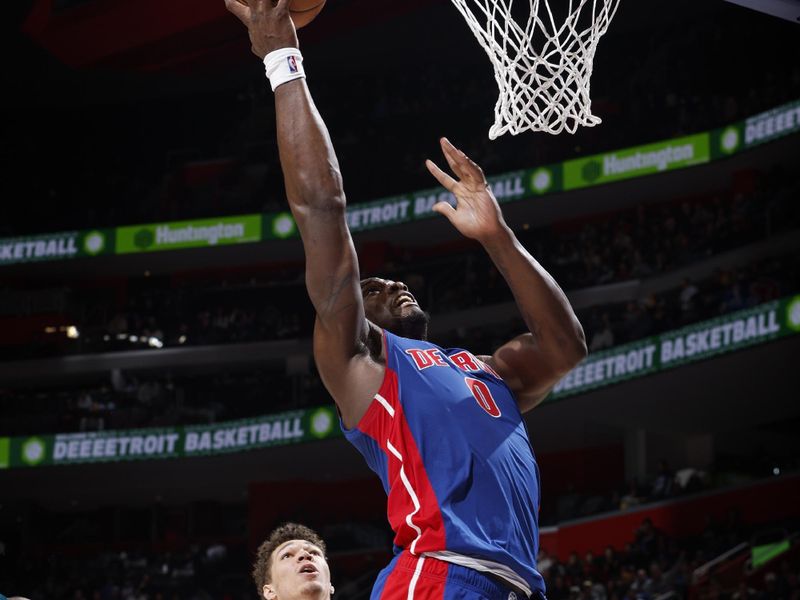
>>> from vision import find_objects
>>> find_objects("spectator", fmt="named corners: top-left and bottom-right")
top-left (590, 313), bottom-right (615, 352)
top-left (651, 459), bottom-right (674, 499)
top-left (679, 277), bottom-right (699, 317)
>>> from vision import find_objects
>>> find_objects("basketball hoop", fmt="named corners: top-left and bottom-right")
top-left (448, 0), bottom-right (621, 138)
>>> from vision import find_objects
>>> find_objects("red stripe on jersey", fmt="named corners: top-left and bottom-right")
top-left (379, 555), bottom-right (448, 600)
top-left (357, 365), bottom-right (447, 555)
top-left (378, 560), bottom-right (416, 600)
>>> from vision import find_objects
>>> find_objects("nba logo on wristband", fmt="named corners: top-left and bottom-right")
top-left (264, 48), bottom-right (305, 91)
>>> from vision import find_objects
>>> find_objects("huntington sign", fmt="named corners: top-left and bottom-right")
top-left (562, 133), bottom-right (710, 190)
top-left (2, 99), bottom-right (799, 267)
top-left (116, 215), bottom-right (262, 254)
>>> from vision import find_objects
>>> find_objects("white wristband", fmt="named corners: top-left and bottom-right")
top-left (264, 48), bottom-right (306, 92)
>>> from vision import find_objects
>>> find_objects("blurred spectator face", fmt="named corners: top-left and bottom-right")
top-left (764, 572), bottom-right (777, 592)
top-left (264, 539), bottom-right (332, 600)
top-left (580, 582), bottom-right (593, 599)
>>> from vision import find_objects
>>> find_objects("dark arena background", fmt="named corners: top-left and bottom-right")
top-left (2, 0), bottom-right (800, 598)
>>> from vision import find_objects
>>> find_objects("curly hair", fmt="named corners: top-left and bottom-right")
top-left (252, 522), bottom-right (327, 597)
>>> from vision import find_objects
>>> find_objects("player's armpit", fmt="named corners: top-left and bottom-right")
top-left (484, 332), bottom-right (580, 413)
top-left (293, 205), bottom-right (384, 426)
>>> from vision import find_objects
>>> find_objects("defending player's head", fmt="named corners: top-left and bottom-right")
top-left (253, 523), bottom-right (333, 600)
top-left (360, 277), bottom-right (430, 340)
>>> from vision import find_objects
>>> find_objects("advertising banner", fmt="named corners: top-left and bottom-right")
top-left (344, 170), bottom-right (530, 233)
top-left (526, 164), bottom-right (564, 196)
top-left (563, 133), bottom-right (711, 190)
top-left (0, 437), bottom-right (9, 469)
top-left (710, 123), bottom-right (745, 158)
top-left (1, 99), bottom-right (798, 266)
top-left (710, 99), bottom-right (800, 157)
top-left (1, 405), bottom-right (340, 470)
top-left (263, 211), bottom-right (298, 240)
top-left (551, 295), bottom-right (800, 399)
top-left (116, 215), bottom-right (262, 254)
top-left (2, 297), bottom-right (798, 468)
top-left (743, 99), bottom-right (800, 148)
top-left (0, 229), bottom-right (112, 266)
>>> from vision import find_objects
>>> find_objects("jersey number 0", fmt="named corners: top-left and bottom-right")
top-left (465, 377), bottom-right (502, 418)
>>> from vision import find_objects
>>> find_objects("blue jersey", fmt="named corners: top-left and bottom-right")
top-left (342, 329), bottom-right (545, 594)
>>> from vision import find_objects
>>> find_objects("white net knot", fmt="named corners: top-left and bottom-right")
top-left (448, 0), bottom-right (621, 138)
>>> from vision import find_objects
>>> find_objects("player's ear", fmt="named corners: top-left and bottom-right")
top-left (330, 585), bottom-right (335, 595)
top-left (264, 584), bottom-right (277, 600)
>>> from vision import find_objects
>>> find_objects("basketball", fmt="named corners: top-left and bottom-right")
top-left (288, 0), bottom-right (327, 28)
top-left (235, 0), bottom-right (327, 28)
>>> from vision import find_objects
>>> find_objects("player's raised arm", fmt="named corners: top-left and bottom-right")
top-left (426, 137), bottom-right (587, 413)
top-left (225, 0), bottom-right (382, 426)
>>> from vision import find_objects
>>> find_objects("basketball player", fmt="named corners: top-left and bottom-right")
top-left (226, 1), bottom-right (587, 599)
top-left (252, 523), bottom-right (334, 600)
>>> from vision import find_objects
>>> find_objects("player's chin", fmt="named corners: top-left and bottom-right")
top-left (394, 306), bottom-right (430, 339)
top-left (395, 304), bottom-right (427, 321)
top-left (298, 578), bottom-right (326, 593)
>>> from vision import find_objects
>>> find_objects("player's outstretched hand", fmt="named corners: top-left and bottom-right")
top-left (425, 138), bottom-right (509, 244)
top-left (224, 0), bottom-right (298, 59)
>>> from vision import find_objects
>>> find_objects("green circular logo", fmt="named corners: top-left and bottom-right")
top-left (83, 230), bottom-right (106, 255)
top-left (531, 168), bottom-right (552, 193)
top-left (786, 296), bottom-right (800, 332)
top-left (134, 228), bottom-right (154, 249)
top-left (309, 407), bottom-right (335, 439)
top-left (720, 126), bottom-right (741, 154)
top-left (272, 213), bottom-right (296, 239)
top-left (21, 437), bottom-right (46, 466)
top-left (582, 160), bottom-right (602, 183)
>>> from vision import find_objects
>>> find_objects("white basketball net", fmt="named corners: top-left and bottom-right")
top-left (448, 0), bottom-right (621, 138)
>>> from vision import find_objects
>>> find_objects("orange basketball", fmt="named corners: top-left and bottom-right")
top-left (234, 0), bottom-right (327, 29)
top-left (288, 0), bottom-right (326, 28)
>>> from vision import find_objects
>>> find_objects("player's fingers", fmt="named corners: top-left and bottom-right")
top-left (444, 137), bottom-right (486, 184)
top-left (224, 0), bottom-right (250, 23)
top-left (432, 201), bottom-right (458, 224)
top-left (440, 137), bottom-right (467, 179)
top-left (463, 155), bottom-right (486, 185)
top-left (272, 0), bottom-right (290, 12)
top-left (426, 159), bottom-right (458, 192)
top-left (441, 136), bottom-right (472, 169)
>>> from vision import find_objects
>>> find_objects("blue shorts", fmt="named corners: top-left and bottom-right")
top-left (370, 552), bottom-right (545, 600)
